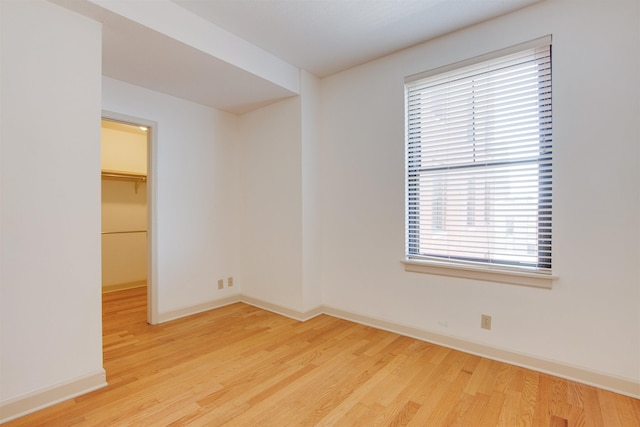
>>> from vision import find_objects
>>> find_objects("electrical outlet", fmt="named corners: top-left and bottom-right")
top-left (217, 279), bottom-right (224, 290)
top-left (481, 314), bottom-right (492, 330)
top-left (227, 277), bottom-right (234, 287)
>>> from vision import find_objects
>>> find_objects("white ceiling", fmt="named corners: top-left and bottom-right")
top-left (100, 8), bottom-right (298, 114)
top-left (56, 0), bottom-right (544, 114)
top-left (173, 0), bottom-right (543, 78)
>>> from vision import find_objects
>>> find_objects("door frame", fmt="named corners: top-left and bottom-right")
top-left (102, 110), bottom-right (159, 325)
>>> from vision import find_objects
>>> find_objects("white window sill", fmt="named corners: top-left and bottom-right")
top-left (402, 259), bottom-right (555, 289)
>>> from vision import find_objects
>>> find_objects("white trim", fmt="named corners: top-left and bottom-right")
top-left (102, 280), bottom-right (146, 294)
top-left (156, 295), bottom-right (638, 398)
top-left (10, 294), bottom-right (634, 423)
top-left (0, 370), bottom-right (107, 424)
top-left (402, 259), bottom-right (555, 288)
top-left (156, 295), bottom-right (323, 324)
top-left (241, 296), bottom-right (324, 322)
top-left (156, 296), bottom-right (242, 323)
top-left (322, 305), bottom-right (640, 399)
top-left (405, 34), bottom-right (552, 84)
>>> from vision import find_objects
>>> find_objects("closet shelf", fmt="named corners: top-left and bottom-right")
top-left (102, 170), bottom-right (147, 193)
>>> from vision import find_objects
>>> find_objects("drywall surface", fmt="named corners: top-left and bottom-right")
top-left (238, 96), bottom-right (304, 310)
top-left (301, 70), bottom-right (323, 311)
top-left (90, 0), bottom-right (299, 95)
top-left (101, 124), bottom-right (148, 288)
top-left (101, 180), bottom-right (147, 234)
top-left (237, 72), bottom-right (323, 313)
top-left (101, 126), bottom-right (147, 174)
top-left (0, 0), bottom-right (104, 404)
top-left (102, 77), bottom-right (240, 314)
top-left (318, 0), bottom-right (640, 383)
top-left (101, 180), bottom-right (147, 287)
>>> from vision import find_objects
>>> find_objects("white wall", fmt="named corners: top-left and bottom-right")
top-left (301, 70), bottom-right (323, 311)
top-left (2, 0), bottom-right (638, 419)
top-left (0, 0), bottom-right (105, 411)
top-left (102, 77), bottom-right (240, 315)
top-left (237, 71), bottom-right (323, 314)
top-left (238, 96), bottom-right (304, 310)
top-left (319, 0), bottom-right (640, 385)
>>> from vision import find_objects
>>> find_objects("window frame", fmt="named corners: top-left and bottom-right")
top-left (402, 36), bottom-right (555, 288)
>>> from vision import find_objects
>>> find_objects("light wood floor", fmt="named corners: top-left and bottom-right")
top-left (6, 287), bottom-right (640, 426)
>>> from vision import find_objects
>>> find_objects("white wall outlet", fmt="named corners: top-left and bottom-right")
top-left (227, 277), bottom-right (234, 287)
top-left (217, 279), bottom-right (224, 290)
top-left (481, 314), bottom-right (492, 330)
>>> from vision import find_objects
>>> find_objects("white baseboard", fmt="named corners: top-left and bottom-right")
top-left (156, 295), bottom-right (241, 323)
top-left (8, 295), bottom-right (636, 424)
top-left (158, 295), bottom-right (639, 399)
top-left (240, 296), bottom-right (323, 322)
top-left (102, 280), bottom-right (146, 294)
top-left (0, 370), bottom-right (107, 424)
top-left (322, 305), bottom-right (640, 400)
top-left (155, 295), bottom-right (322, 324)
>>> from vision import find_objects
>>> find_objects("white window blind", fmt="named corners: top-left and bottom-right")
top-left (405, 37), bottom-right (552, 273)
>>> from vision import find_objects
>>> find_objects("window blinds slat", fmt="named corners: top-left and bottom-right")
top-left (406, 38), bottom-right (552, 272)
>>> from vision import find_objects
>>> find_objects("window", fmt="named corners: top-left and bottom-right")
top-left (404, 36), bottom-right (552, 278)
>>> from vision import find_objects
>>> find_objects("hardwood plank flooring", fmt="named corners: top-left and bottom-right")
top-left (5, 287), bottom-right (639, 426)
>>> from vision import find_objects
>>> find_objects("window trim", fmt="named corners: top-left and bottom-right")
top-left (402, 259), bottom-right (555, 288)
top-left (404, 35), bottom-right (552, 85)
top-left (404, 36), bottom-right (555, 286)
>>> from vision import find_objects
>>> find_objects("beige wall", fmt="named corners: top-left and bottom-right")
top-left (101, 122), bottom-right (148, 289)
top-left (101, 181), bottom-right (147, 288)
top-left (101, 122), bottom-right (147, 174)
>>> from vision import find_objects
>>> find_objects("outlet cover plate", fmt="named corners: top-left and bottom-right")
top-left (481, 314), bottom-right (492, 330)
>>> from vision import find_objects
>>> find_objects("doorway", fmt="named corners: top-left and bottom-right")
top-left (101, 112), bottom-right (157, 324)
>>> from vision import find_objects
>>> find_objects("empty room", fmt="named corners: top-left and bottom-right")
top-left (1, 0), bottom-right (639, 425)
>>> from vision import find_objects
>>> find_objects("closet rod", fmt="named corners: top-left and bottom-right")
top-left (102, 230), bottom-right (147, 235)
top-left (101, 171), bottom-right (147, 181)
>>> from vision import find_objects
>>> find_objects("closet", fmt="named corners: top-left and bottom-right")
top-left (101, 119), bottom-right (148, 293)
